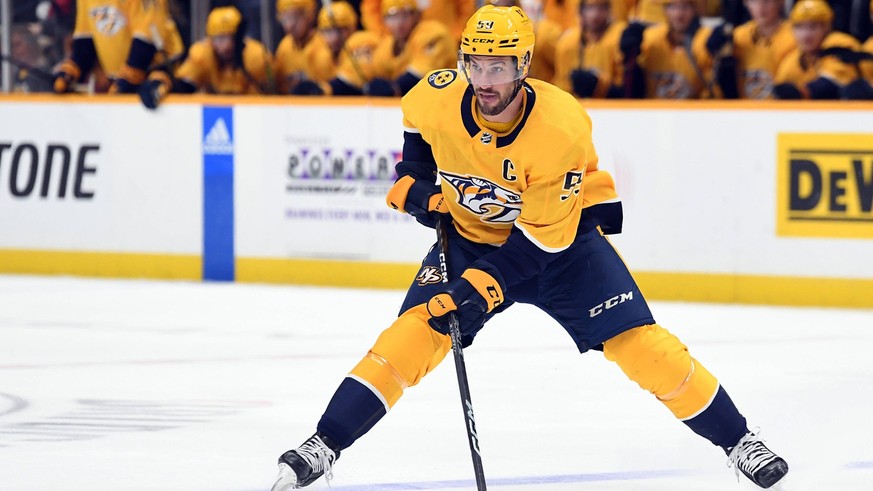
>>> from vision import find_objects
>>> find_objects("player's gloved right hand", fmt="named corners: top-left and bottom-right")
top-left (619, 22), bottom-right (646, 58)
top-left (52, 59), bottom-right (80, 94)
top-left (772, 83), bottom-right (803, 100)
top-left (426, 265), bottom-right (505, 336)
top-left (705, 22), bottom-right (732, 56)
top-left (138, 79), bottom-right (167, 110)
top-left (570, 69), bottom-right (599, 98)
top-left (386, 175), bottom-right (448, 227)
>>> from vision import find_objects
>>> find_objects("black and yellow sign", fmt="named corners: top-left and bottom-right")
top-left (777, 133), bottom-right (873, 239)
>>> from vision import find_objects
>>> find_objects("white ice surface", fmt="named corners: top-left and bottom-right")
top-left (0, 275), bottom-right (871, 490)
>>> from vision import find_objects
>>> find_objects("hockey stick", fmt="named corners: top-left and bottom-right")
top-left (435, 214), bottom-right (487, 491)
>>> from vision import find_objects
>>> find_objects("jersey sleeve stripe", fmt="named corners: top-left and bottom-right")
top-left (403, 126), bottom-right (420, 134)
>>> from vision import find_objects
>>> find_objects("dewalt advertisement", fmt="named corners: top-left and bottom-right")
top-left (777, 133), bottom-right (873, 239)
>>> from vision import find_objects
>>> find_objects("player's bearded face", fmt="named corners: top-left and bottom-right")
top-left (467, 56), bottom-right (523, 117)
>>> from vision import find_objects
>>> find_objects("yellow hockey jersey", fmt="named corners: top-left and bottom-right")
top-left (372, 20), bottom-right (455, 80)
top-left (333, 31), bottom-right (383, 89)
top-left (774, 32), bottom-right (862, 90)
top-left (528, 18), bottom-right (564, 85)
top-left (553, 21), bottom-right (627, 96)
top-left (273, 33), bottom-right (330, 92)
top-left (175, 38), bottom-right (271, 94)
top-left (731, 20), bottom-right (796, 99)
top-left (72, 0), bottom-right (182, 77)
top-left (636, 23), bottom-right (713, 99)
top-left (401, 69), bottom-right (618, 250)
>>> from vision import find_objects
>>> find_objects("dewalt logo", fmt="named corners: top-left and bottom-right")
top-left (777, 133), bottom-right (873, 239)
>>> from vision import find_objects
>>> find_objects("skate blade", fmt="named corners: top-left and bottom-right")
top-left (271, 463), bottom-right (298, 491)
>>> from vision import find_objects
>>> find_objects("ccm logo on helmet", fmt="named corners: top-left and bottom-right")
top-left (471, 38), bottom-right (495, 43)
top-left (589, 291), bottom-right (634, 318)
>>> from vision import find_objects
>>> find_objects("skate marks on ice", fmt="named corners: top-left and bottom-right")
top-left (323, 468), bottom-right (694, 490)
top-left (0, 398), bottom-right (268, 447)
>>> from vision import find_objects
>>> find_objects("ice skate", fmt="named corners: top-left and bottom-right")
top-left (727, 430), bottom-right (788, 489)
top-left (271, 433), bottom-right (340, 490)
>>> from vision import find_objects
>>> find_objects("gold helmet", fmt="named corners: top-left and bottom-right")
top-left (276, 0), bottom-right (316, 14)
top-left (382, 0), bottom-right (419, 16)
top-left (206, 6), bottom-right (243, 37)
top-left (459, 5), bottom-right (536, 84)
top-left (319, 1), bottom-right (358, 29)
top-left (790, 0), bottom-right (834, 24)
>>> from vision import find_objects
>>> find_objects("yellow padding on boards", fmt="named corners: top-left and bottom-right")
top-left (350, 304), bottom-right (451, 408)
top-left (603, 324), bottom-right (719, 420)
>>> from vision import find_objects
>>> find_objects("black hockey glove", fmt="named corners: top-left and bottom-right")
top-left (772, 83), bottom-right (803, 99)
top-left (570, 69), bottom-right (599, 98)
top-left (843, 79), bottom-right (873, 100)
top-left (138, 79), bottom-right (165, 110)
top-left (619, 22), bottom-right (646, 58)
top-left (706, 22), bottom-right (732, 56)
top-left (426, 263), bottom-right (505, 337)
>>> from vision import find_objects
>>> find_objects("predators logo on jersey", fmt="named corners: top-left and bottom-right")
top-left (440, 171), bottom-right (522, 223)
top-left (90, 6), bottom-right (127, 35)
top-left (427, 69), bottom-right (456, 88)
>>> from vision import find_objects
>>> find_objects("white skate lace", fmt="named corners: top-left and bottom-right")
top-left (298, 435), bottom-right (336, 483)
top-left (727, 430), bottom-right (778, 481)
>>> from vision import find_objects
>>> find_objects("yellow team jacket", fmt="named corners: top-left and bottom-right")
top-left (401, 69), bottom-right (618, 249)
top-left (372, 20), bottom-right (455, 80)
top-left (775, 31), bottom-right (862, 91)
top-left (729, 20), bottom-right (796, 99)
top-left (73, 0), bottom-right (182, 77)
top-left (636, 23), bottom-right (714, 99)
top-left (175, 38), bottom-right (271, 94)
top-left (528, 19), bottom-right (564, 84)
top-left (333, 31), bottom-right (383, 89)
top-left (274, 33), bottom-right (330, 92)
top-left (553, 21), bottom-right (627, 96)
top-left (360, 0), bottom-right (474, 40)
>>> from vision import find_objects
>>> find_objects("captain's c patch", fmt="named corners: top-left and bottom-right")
top-left (428, 70), bottom-right (457, 89)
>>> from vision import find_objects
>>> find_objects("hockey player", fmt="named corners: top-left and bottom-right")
top-left (364, 0), bottom-right (456, 96)
top-left (620, 0), bottom-right (714, 98)
top-left (273, 0), bottom-right (323, 93)
top-left (705, 0), bottom-right (796, 99)
top-left (137, 5), bottom-right (271, 109)
top-left (553, 0), bottom-right (627, 97)
top-left (360, 0), bottom-right (475, 41)
top-left (271, 5), bottom-right (789, 491)
top-left (53, 0), bottom-right (183, 94)
top-left (773, 0), bottom-right (864, 99)
top-left (310, 0), bottom-right (360, 83)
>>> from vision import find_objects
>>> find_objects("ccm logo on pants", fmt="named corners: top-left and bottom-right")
top-left (590, 291), bottom-right (634, 318)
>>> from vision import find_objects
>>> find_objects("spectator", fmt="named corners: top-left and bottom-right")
top-left (364, 0), bottom-right (455, 96)
top-left (773, 0), bottom-right (865, 99)
top-left (291, 30), bottom-right (383, 95)
top-left (273, 0), bottom-right (322, 93)
top-left (53, 0), bottom-right (183, 94)
top-left (360, 0), bottom-right (474, 41)
top-left (553, 0), bottom-right (627, 97)
top-left (706, 0), bottom-right (796, 99)
top-left (138, 5), bottom-right (272, 109)
top-left (307, 1), bottom-right (363, 83)
top-left (621, 0), bottom-right (715, 99)
top-left (8, 24), bottom-right (54, 93)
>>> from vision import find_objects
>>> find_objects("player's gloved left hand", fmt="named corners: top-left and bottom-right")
top-left (570, 69), bottom-right (599, 98)
top-left (772, 83), bottom-right (802, 99)
top-left (426, 265), bottom-right (505, 336)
